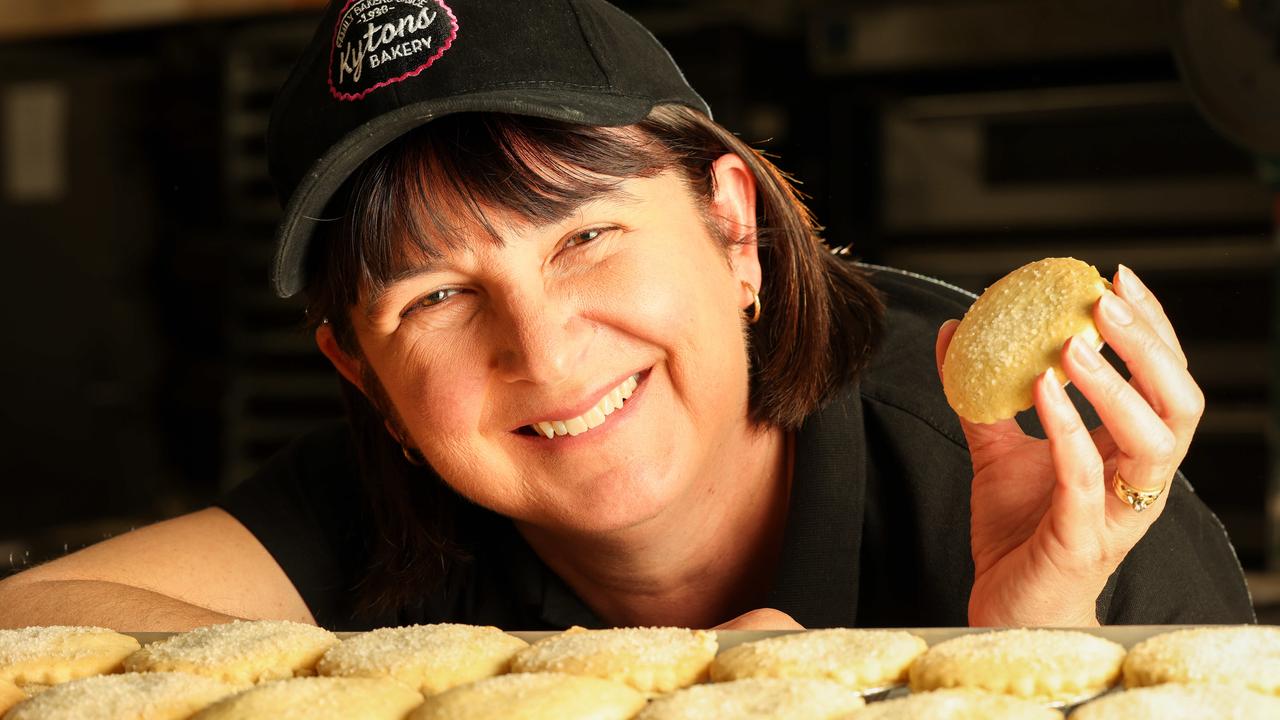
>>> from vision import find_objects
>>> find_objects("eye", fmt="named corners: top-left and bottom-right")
top-left (564, 226), bottom-right (615, 249)
top-left (402, 287), bottom-right (461, 317)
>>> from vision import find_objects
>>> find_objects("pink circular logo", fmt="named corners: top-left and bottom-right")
top-left (329, 0), bottom-right (459, 101)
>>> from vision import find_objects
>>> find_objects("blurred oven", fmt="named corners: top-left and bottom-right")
top-left (881, 82), bottom-right (1272, 233)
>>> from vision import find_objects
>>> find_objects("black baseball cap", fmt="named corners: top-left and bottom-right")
top-left (267, 0), bottom-right (711, 298)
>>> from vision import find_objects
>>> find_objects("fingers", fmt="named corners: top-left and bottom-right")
top-left (1113, 265), bottom-right (1187, 367)
top-left (1034, 368), bottom-right (1105, 538)
top-left (1095, 286), bottom-right (1203, 427)
top-left (1077, 279), bottom-right (1203, 491)
top-left (1062, 335), bottom-right (1177, 492)
top-left (1063, 288), bottom-right (1191, 530)
top-left (713, 608), bottom-right (805, 630)
top-left (1037, 362), bottom-right (1165, 554)
top-left (1095, 291), bottom-right (1204, 432)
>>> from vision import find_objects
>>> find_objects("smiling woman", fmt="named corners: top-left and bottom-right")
top-left (301, 106), bottom-right (881, 620)
top-left (0, 0), bottom-right (1256, 633)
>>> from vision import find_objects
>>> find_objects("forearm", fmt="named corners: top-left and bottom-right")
top-left (0, 579), bottom-right (238, 631)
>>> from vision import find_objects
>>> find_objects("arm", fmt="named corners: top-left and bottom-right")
top-left (0, 581), bottom-right (235, 630)
top-left (0, 508), bottom-right (315, 630)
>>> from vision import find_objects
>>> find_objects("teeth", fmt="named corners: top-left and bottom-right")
top-left (564, 417), bottom-right (588, 436)
top-left (529, 374), bottom-right (639, 439)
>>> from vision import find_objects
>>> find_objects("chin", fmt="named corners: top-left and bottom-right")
top-left (547, 465), bottom-right (684, 535)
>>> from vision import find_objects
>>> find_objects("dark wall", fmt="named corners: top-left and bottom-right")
top-left (0, 29), bottom-right (232, 558)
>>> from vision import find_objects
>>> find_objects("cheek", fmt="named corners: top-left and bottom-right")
top-left (607, 240), bottom-right (747, 396)
top-left (374, 339), bottom-right (488, 444)
top-left (604, 236), bottom-right (735, 330)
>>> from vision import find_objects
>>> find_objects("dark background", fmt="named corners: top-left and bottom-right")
top-left (0, 0), bottom-right (1276, 612)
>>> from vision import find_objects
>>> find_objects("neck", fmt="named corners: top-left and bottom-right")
top-left (517, 425), bottom-right (792, 628)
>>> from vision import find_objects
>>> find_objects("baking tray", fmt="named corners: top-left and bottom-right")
top-left (123, 625), bottom-right (1236, 711)
top-left (124, 624), bottom-right (1207, 648)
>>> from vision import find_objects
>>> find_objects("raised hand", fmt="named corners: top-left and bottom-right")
top-left (936, 265), bottom-right (1204, 626)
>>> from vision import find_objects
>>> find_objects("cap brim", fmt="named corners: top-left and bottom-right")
top-left (271, 88), bottom-right (658, 298)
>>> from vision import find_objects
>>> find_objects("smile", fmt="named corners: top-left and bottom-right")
top-left (528, 374), bottom-right (639, 439)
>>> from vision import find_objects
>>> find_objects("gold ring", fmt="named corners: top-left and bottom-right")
top-left (1112, 471), bottom-right (1165, 513)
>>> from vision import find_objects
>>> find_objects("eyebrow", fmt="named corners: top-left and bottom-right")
top-left (360, 186), bottom-right (642, 321)
top-left (363, 259), bottom-right (447, 322)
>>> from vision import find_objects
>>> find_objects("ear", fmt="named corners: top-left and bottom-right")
top-left (316, 323), bottom-right (409, 445)
top-left (315, 322), bottom-right (366, 394)
top-left (708, 152), bottom-right (762, 303)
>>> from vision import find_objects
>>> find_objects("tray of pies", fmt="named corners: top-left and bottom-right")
top-left (2, 623), bottom-right (1278, 718)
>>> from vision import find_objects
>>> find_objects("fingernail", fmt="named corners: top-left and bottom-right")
top-left (1069, 336), bottom-right (1103, 371)
top-left (1044, 367), bottom-right (1068, 402)
top-left (1101, 292), bottom-right (1133, 325)
top-left (1118, 264), bottom-right (1147, 298)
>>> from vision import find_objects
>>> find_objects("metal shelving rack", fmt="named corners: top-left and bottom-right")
top-left (220, 16), bottom-right (344, 489)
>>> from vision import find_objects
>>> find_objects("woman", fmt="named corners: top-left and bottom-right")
top-left (0, 0), bottom-right (1252, 630)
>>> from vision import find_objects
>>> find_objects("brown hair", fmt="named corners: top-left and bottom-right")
top-left (305, 104), bottom-right (883, 616)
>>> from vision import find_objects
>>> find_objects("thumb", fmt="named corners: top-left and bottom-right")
top-left (934, 319), bottom-right (960, 383)
top-left (936, 319), bottom-right (1025, 455)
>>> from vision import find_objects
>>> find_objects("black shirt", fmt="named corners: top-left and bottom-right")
top-left (217, 267), bottom-right (1255, 629)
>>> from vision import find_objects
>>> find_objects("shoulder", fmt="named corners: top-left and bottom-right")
top-left (861, 263), bottom-right (974, 370)
top-left (861, 263), bottom-right (976, 319)
top-left (216, 420), bottom-right (369, 627)
top-left (854, 263), bottom-right (974, 450)
top-left (264, 419), bottom-right (358, 478)
top-left (221, 420), bottom-right (361, 519)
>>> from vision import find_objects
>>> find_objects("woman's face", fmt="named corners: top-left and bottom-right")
top-left (322, 154), bottom-right (763, 535)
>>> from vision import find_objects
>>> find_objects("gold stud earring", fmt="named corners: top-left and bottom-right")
top-left (386, 422), bottom-right (426, 466)
top-left (400, 443), bottom-right (426, 467)
top-left (742, 281), bottom-right (761, 325)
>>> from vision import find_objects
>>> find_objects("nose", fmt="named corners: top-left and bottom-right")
top-left (490, 285), bottom-right (592, 386)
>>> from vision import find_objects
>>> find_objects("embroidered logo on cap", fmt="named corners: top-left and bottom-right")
top-left (329, 0), bottom-right (458, 101)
